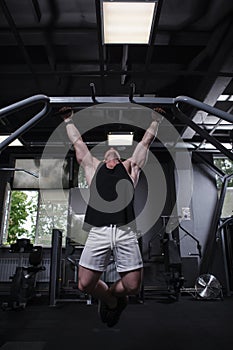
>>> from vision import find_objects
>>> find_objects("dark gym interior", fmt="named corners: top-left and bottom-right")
top-left (0, 1), bottom-right (233, 349)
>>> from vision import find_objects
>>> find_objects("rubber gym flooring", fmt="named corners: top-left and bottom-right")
top-left (0, 294), bottom-right (233, 350)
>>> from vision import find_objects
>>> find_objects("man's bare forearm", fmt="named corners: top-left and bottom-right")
top-left (141, 120), bottom-right (159, 147)
top-left (64, 119), bottom-right (83, 145)
top-left (130, 110), bottom-right (163, 169)
top-left (64, 119), bottom-right (94, 172)
top-left (142, 108), bottom-right (164, 147)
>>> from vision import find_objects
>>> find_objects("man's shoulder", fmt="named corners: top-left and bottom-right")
top-left (122, 158), bottom-right (139, 167)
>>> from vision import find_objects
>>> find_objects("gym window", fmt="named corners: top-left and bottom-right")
top-left (214, 156), bottom-right (233, 218)
top-left (1, 189), bottom-right (69, 247)
top-left (1, 158), bottom-right (70, 247)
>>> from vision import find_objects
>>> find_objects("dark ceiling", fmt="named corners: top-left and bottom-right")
top-left (0, 0), bottom-right (233, 156)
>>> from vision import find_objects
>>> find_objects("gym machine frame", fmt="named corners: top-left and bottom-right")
top-left (49, 228), bottom-right (91, 306)
top-left (0, 84), bottom-right (233, 157)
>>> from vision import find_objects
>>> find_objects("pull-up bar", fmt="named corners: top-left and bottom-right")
top-left (0, 86), bottom-right (232, 154)
top-left (49, 94), bottom-right (233, 124)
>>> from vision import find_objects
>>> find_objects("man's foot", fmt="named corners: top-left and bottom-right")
top-left (106, 296), bottom-right (128, 328)
top-left (98, 300), bottom-right (110, 323)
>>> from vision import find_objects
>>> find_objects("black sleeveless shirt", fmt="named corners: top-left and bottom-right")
top-left (83, 162), bottom-right (136, 231)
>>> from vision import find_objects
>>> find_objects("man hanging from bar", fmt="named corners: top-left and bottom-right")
top-left (59, 106), bottom-right (164, 327)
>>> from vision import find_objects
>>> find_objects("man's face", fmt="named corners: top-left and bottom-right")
top-left (104, 148), bottom-right (121, 169)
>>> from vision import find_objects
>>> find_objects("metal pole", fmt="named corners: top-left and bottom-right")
top-left (192, 153), bottom-right (225, 178)
top-left (0, 168), bottom-right (38, 178)
top-left (220, 224), bottom-right (231, 296)
top-left (1, 94), bottom-right (232, 123)
top-left (0, 95), bottom-right (50, 153)
top-left (173, 106), bottom-right (233, 161)
top-left (200, 174), bottom-right (232, 274)
top-left (174, 95), bottom-right (233, 124)
top-left (49, 96), bottom-right (175, 105)
top-left (48, 94), bottom-right (233, 125)
top-left (49, 228), bottom-right (63, 307)
top-left (0, 94), bottom-right (49, 118)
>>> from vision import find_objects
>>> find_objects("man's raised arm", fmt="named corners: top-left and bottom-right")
top-left (58, 107), bottom-right (100, 184)
top-left (130, 108), bottom-right (164, 169)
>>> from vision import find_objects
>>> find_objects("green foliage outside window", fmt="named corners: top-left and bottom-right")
top-left (7, 191), bottom-right (37, 245)
top-left (214, 158), bottom-right (233, 188)
top-left (36, 197), bottom-right (68, 246)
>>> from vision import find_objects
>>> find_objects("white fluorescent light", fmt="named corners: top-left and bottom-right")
top-left (193, 142), bottom-right (232, 150)
top-left (102, 1), bottom-right (157, 44)
top-left (0, 135), bottom-right (23, 146)
top-left (217, 95), bottom-right (230, 101)
top-left (108, 132), bottom-right (134, 146)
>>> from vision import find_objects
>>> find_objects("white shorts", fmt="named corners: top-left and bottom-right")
top-left (79, 225), bottom-right (143, 273)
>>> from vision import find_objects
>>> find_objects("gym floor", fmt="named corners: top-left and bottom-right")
top-left (0, 294), bottom-right (233, 350)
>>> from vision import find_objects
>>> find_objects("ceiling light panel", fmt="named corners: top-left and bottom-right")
top-left (108, 132), bottom-right (134, 146)
top-left (102, 1), bottom-right (157, 44)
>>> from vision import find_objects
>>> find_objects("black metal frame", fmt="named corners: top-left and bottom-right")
top-left (0, 91), bottom-right (232, 153)
top-left (218, 217), bottom-right (233, 296)
top-left (49, 228), bottom-right (63, 307)
top-left (49, 229), bottom-right (91, 306)
top-left (200, 173), bottom-right (233, 274)
top-left (0, 94), bottom-right (50, 153)
top-left (191, 151), bottom-right (233, 288)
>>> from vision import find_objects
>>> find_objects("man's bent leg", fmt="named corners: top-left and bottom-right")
top-left (110, 268), bottom-right (143, 296)
top-left (78, 265), bottom-right (117, 308)
top-left (105, 268), bottom-right (143, 327)
top-left (78, 265), bottom-right (118, 325)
